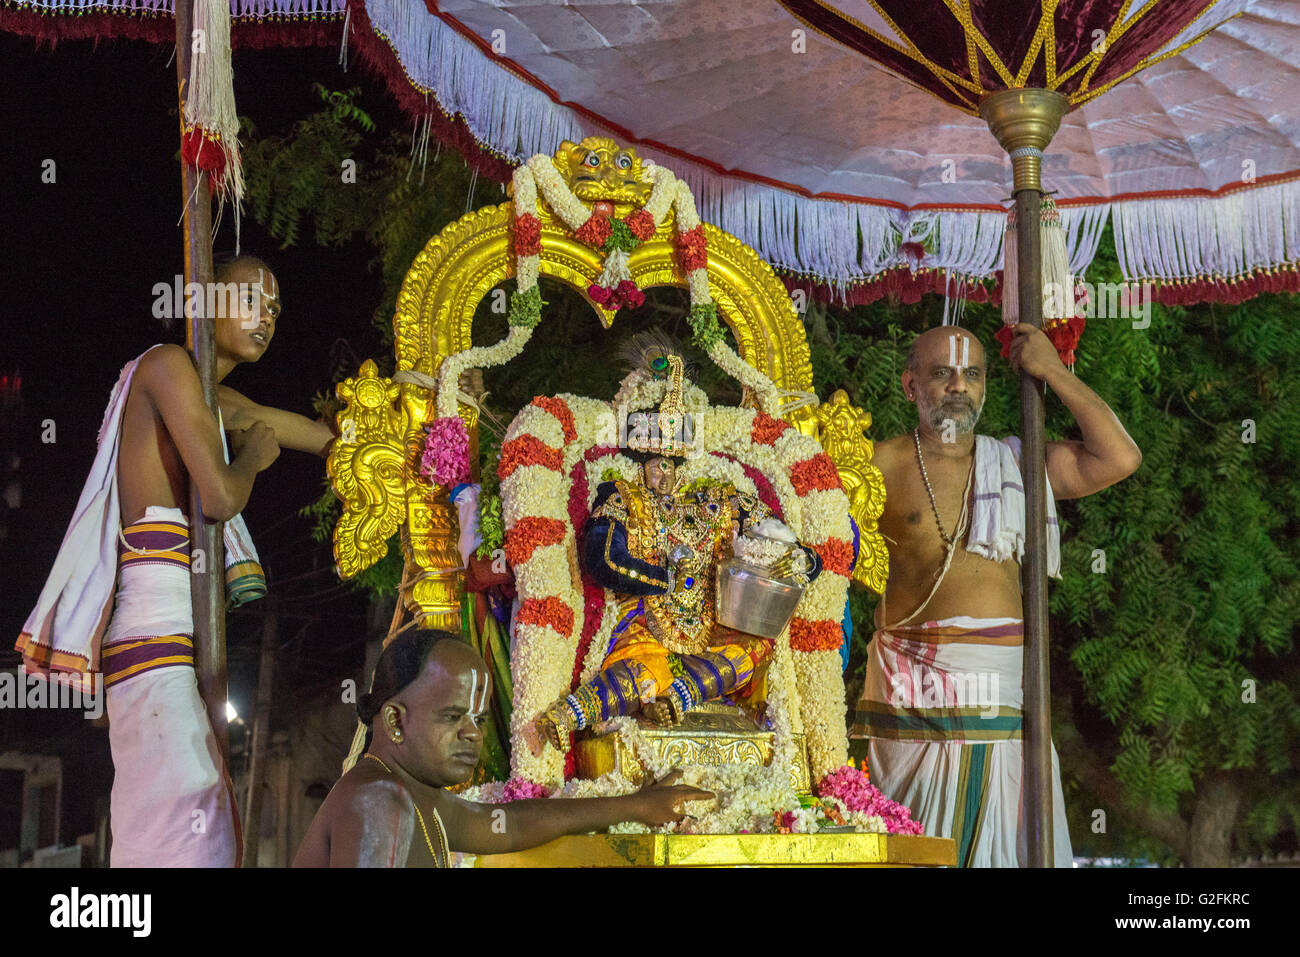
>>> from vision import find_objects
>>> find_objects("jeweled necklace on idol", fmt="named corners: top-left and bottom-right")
top-left (363, 753), bottom-right (450, 868)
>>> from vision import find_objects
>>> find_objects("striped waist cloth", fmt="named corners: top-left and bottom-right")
top-left (882, 619), bottom-right (1024, 647)
top-left (854, 703), bottom-right (1023, 741)
top-left (101, 634), bottom-right (194, 689)
top-left (118, 517), bottom-right (191, 570)
top-left (854, 618), bottom-right (1026, 742)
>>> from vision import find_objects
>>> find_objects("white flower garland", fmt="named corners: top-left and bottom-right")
top-left (641, 162), bottom-right (678, 224)
top-left (464, 153), bottom-right (857, 790)
top-left (501, 400), bottom-right (584, 785)
top-left (435, 163), bottom-right (553, 418)
top-left (526, 154), bottom-right (592, 230)
top-left (523, 152), bottom-right (782, 420)
top-left (435, 325), bottom-right (534, 419)
top-left (583, 452), bottom-right (641, 507)
top-left (794, 649), bottom-right (850, 779)
top-left (706, 339), bottom-right (782, 416)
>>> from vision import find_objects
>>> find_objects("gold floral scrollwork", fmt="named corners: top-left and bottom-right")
top-left (329, 360), bottom-right (409, 580)
top-left (813, 390), bottom-right (889, 594)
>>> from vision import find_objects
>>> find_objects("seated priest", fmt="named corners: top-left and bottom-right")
top-left (537, 354), bottom-right (821, 750)
top-left (295, 630), bottom-right (711, 867)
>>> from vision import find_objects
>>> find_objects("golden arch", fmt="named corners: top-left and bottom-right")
top-left (393, 201), bottom-right (812, 390)
top-left (329, 148), bottom-right (887, 627)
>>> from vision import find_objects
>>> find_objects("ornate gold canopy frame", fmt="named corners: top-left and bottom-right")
top-left (327, 145), bottom-right (889, 625)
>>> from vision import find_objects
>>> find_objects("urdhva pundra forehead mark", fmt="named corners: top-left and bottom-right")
top-left (948, 334), bottom-right (971, 374)
top-left (466, 669), bottom-right (490, 727)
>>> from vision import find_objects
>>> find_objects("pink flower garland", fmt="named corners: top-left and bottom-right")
top-left (817, 765), bottom-right (925, 835)
top-left (420, 415), bottom-right (471, 487)
top-left (501, 777), bottom-right (551, 802)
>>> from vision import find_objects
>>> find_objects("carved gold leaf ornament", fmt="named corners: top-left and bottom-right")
top-left (814, 390), bottom-right (890, 594)
top-left (329, 360), bottom-right (408, 580)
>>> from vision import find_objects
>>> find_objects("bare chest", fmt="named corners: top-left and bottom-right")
top-left (116, 382), bottom-right (188, 524)
top-left (878, 444), bottom-right (976, 554)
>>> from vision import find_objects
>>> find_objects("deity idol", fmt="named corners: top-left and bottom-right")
top-left (537, 349), bottom-right (822, 751)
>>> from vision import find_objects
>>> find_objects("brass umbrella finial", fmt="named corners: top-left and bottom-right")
top-left (979, 89), bottom-right (1070, 193)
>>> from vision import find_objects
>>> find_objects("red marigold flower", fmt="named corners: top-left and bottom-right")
top-left (816, 538), bottom-right (855, 577)
top-left (678, 225), bottom-right (708, 272)
top-left (513, 213), bottom-right (541, 257)
top-left (505, 516), bottom-right (567, 566)
top-left (588, 283), bottom-right (613, 306)
top-left (517, 596), bottom-right (575, 637)
top-left (529, 396), bottom-right (578, 444)
top-left (498, 434), bottom-right (563, 478)
top-left (750, 411), bottom-right (791, 446)
top-left (625, 210), bottom-right (655, 241)
top-left (790, 453), bottom-right (842, 495)
top-left (790, 618), bottom-right (843, 652)
top-left (576, 214), bottom-right (612, 248)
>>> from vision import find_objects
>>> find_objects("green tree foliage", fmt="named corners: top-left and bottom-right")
top-left (242, 85), bottom-right (503, 339)
top-left (245, 90), bottom-right (1299, 863)
top-left (1049, 243), bottom-right (1300, 864)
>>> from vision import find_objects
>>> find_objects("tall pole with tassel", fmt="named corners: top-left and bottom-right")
top-left (175, 0), bottom-right (229, 761)
top-left (979, 89), bottom-right (1068, 868)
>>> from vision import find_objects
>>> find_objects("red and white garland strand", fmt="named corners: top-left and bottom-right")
top-left (499, 390), bottom-right (853, 786)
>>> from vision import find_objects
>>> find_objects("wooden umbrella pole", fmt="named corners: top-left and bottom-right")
top-left (1014, 184), bottom-right (1053, 867)
top-left (175, 0), bottom-right (229, 761)
top-left (980, 89), bottom-right (1068, 868)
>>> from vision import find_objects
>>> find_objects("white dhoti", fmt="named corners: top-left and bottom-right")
top-left (852, 616), bottom-right (1073, 867)
top-left (102, 506), bottom-right (239, 868)
top-left (16, 348), bottom-right (264, 868)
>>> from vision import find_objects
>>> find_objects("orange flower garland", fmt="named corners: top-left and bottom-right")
top-left (625, 209), bottom-right (656, 241)
top-left (790, 453), bottom-right (842, 495)
top-left (513, 213), bottom-right (542, 257)
top-left (499, 434), bottom-right (564, 477)
top-left (816, 538), bottom-right (856, 578)
top-left (505, 516), bottom-right (568, 566)
top-left (789, 619), bottom-right (845, 653)
top-left (751, 410), bottom-right (792, 446)
top-left (575, 213), bottom-right (612, 247)
top-left (517, 597), bottom-right (576, 638)
top-left (678, 224), bottom-right (708, 272)
top-left (528, 396), bottom-right (578, 444)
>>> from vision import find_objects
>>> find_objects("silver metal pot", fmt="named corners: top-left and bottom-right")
top-left (715, 557), bottom-right (805, 639)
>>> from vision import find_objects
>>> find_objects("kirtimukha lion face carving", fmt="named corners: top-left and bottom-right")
top-left (553, 137), bottom-right (653, 205)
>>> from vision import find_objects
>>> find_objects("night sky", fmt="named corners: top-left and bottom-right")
top-left (0, 32), bottom-right (410, 841)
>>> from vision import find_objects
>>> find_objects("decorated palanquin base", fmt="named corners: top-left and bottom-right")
top-left (470, 833), bottom-right (955, 868)
top-left (327, 137), bottom-right (951, 865)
